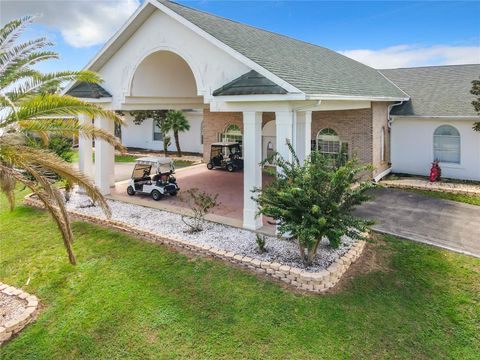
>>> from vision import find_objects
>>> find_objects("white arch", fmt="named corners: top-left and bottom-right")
top-left (262, 120), bottom-right (276, 137)
top-left (126, 44), bottom-right (206, 97)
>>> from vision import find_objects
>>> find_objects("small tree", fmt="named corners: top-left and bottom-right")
top-left (180, 188), bottom-right (219, 233)
top-left (164, 110), bottom-right (190, 157)
top-left (253, 144), bottom-right (374, 266)
top-left (471, 77), bottom-right (480, 131)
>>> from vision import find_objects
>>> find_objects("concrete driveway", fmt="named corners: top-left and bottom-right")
top-left (354, 188), bottom-right (480, 257)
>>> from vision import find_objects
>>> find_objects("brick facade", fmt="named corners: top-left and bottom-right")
top-left (202, 110), bottom-right (274, 162)
top-left (203, 104), bottom-right (391, 176)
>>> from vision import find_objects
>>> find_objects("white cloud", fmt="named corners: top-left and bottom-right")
top-left (1, 0), bottom-right (141, 48)
top-left (339, 44), bottom-right (480, 69)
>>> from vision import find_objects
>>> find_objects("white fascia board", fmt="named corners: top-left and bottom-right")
top-left (78, 97), bottom-right (113, 104)
top-left (392, 115), bottom-right (480, 119)
top-left (306, 94), bottom-right (410, 102)
top-left (61, 1), bottom-right (154, 95)
top-left (212, 93), bottom-right (306, 102)
top-left (153, 0), bottom-right (303, 95)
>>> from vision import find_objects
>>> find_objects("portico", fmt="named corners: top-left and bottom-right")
top-left (69, 0), bottom-right (408, 231)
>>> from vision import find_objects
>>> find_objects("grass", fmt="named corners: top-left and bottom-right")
top-left (1, 191), bottom-right (479, 359)
top-left (70, 150), bottom-right (194, 168)
top-left (70, 151), bottom-right (137, 164)
top-left (403, 188), bottom-right (480, 206)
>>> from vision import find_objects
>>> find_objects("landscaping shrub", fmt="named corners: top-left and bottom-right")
top-left (253, 143), bottom-right (374, 266)
top-left (180, 188), bottom-right (219, 233)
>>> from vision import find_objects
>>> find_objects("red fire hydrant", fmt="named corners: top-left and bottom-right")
top-left (429, 160), bottom-right (441, 182)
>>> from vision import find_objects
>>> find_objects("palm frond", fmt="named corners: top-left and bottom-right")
top-left (0, 142), bottom-right (111, 218)
top-left (0, 16), bottom-right (35, 52)
top-left (18, 118), bottom-right (125, 150)
top-left (0, 164), bottom-right (77, 265)
top-left (6, 70), bottom-right (101, 102)
top-left (2, 94), bottom-right (124, 128)
top-left (0, 164), bottom-right (16, 210)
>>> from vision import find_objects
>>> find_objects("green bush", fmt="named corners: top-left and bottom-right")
top-left (253, 144), bottom-right (374, 266)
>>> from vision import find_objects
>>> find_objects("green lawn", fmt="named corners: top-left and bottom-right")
top-left (70, 151), bottom-right (137, 164)
top-left (70, 150), bottom-right (194, 167)
top-left (0, 191), bottom-right (479, 359)
top-left (402, 188), bottom-right (480, 206)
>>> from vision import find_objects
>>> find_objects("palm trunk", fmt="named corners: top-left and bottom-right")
top-left (174, 130), bottom-right (182, 157)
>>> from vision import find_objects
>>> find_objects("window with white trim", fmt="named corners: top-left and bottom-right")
top-left (317, 128), bottom-right (341, 155)
top-left (153, 121), bottom-right (163, 141)
top-left (433, 125), bottom-right (460, 164)
top-left (220, 124), bottom-right (242, 144)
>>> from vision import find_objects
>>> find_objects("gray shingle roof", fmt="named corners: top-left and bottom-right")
top-left (213, 70), bottom-right (287, 96)
top-left (380, 64), bottom-right (480, 117)
top-left (66, 82), bottom-right (112, 99)
top-left (159, 1), bottom-right (407, 99)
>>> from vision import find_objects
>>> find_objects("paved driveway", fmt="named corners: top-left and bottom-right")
top-left (354, 188), bottom-right (480, 257)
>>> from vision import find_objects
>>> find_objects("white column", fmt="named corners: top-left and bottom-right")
top-left (78, 114), bottom-right (93, 179)
top-left (295, 110), bottom-right (312, 164)
top-left (95, 116), bottom-right (115, 195)
top-left (275, 111), bottom-right (294, 164)
top-left (243, 111), bottom-right (263, 230)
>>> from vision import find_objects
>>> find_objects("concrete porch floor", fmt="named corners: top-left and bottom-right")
top-left (109, 164), bottom-right (275, 234)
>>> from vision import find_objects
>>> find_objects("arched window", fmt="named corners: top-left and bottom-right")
top-left (317, 128), bottom-right (341, 155)
top-left (433, 125), bottom-right (460, 164)
top-left (221, 124), bottom-right (242, 144)
top-left (380, 126), bottom-right (386, 162)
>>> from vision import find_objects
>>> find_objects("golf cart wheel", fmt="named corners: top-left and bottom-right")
top-left (207, 162), bottom-right (214, 170)
top-left (170, 191), bottom-right (178, 196)
top-left (151, 190), bottom-right (162, 201)
top-left (127, 186), bottom-right (135, 196)
top-left (226, 164), bottom-right (235, 172)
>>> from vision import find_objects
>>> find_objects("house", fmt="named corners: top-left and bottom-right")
top-left (65, 0), bottom-right (480, 231)
top-left (380, 65), bottom-right (480, 181)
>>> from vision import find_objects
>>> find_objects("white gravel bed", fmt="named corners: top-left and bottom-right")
top-left (66, 191), bottom-right (356, 271)
top-left (0, 292), bottom-right (27, 327)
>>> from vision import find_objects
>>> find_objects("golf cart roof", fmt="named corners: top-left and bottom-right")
top-left (136, 157), bottom-right (173, 165)
top-left (211, 142), bottom-right (240, 147)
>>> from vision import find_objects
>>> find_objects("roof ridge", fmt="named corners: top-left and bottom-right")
top-left (163, 0), bottom-right (382, 72)
top-left (380, 63), bottom-right (480, 71)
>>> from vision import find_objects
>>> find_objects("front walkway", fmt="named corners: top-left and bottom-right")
top-left (354, 188), bottom-right (480, 257)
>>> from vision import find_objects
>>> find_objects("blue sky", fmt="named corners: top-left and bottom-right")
top-left (2, 0), bottom-right (479, 71)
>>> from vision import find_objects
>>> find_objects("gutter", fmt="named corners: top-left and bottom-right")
top-left (387, 101), bottom-right (404, 128)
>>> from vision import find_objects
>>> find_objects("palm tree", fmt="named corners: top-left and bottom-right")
top-left (164, 110), bottom-right (190, 157)
top-left (0, 16), bottom-right (124, 265)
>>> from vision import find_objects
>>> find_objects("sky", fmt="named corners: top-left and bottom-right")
top-left (1, 0), bottom-right (479, 72)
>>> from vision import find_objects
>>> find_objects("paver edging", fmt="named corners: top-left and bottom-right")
top-left (24, 194), bottom-right (365, 294)
top-left (381, 181), bottom-right (480, 196)
top-left (0, 284), bottom-right (39, 345)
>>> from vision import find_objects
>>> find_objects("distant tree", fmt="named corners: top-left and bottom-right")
top-left (164, 110), bottom-right (190, 157)
top-left (471, 77), bottom-right (480, 131)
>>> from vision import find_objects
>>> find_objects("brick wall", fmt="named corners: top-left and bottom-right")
top-left (202, 110), bottom-right (274, 162)
top-left (311, 109), bottom-right (373, 165)
top-left (203, 106), bottom-right (391, 177)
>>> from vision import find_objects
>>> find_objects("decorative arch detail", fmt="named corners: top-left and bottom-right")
top-left (126, 45), bottom-right (206, 97)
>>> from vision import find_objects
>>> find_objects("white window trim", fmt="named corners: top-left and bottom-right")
top-left (433, 124), bottom-right (461, 165)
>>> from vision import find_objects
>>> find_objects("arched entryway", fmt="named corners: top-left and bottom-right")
top-left (262, 120), bottom-right (276, 163)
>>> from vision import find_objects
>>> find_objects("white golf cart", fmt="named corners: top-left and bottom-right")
top-left (127, 157), bottom-right (179, 200)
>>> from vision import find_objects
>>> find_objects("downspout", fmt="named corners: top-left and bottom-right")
top-left (387, 101), bottom-right (404, 128)
top-left (373, 101), bottom-right (405, 183)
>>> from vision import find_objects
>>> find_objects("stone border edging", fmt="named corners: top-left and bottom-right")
top-left (0, 283), bottom-right (39, 345)
top-left (381, 181), bottom-right (480, 196)
top-left (24, 194), bottom-right (365, 294)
